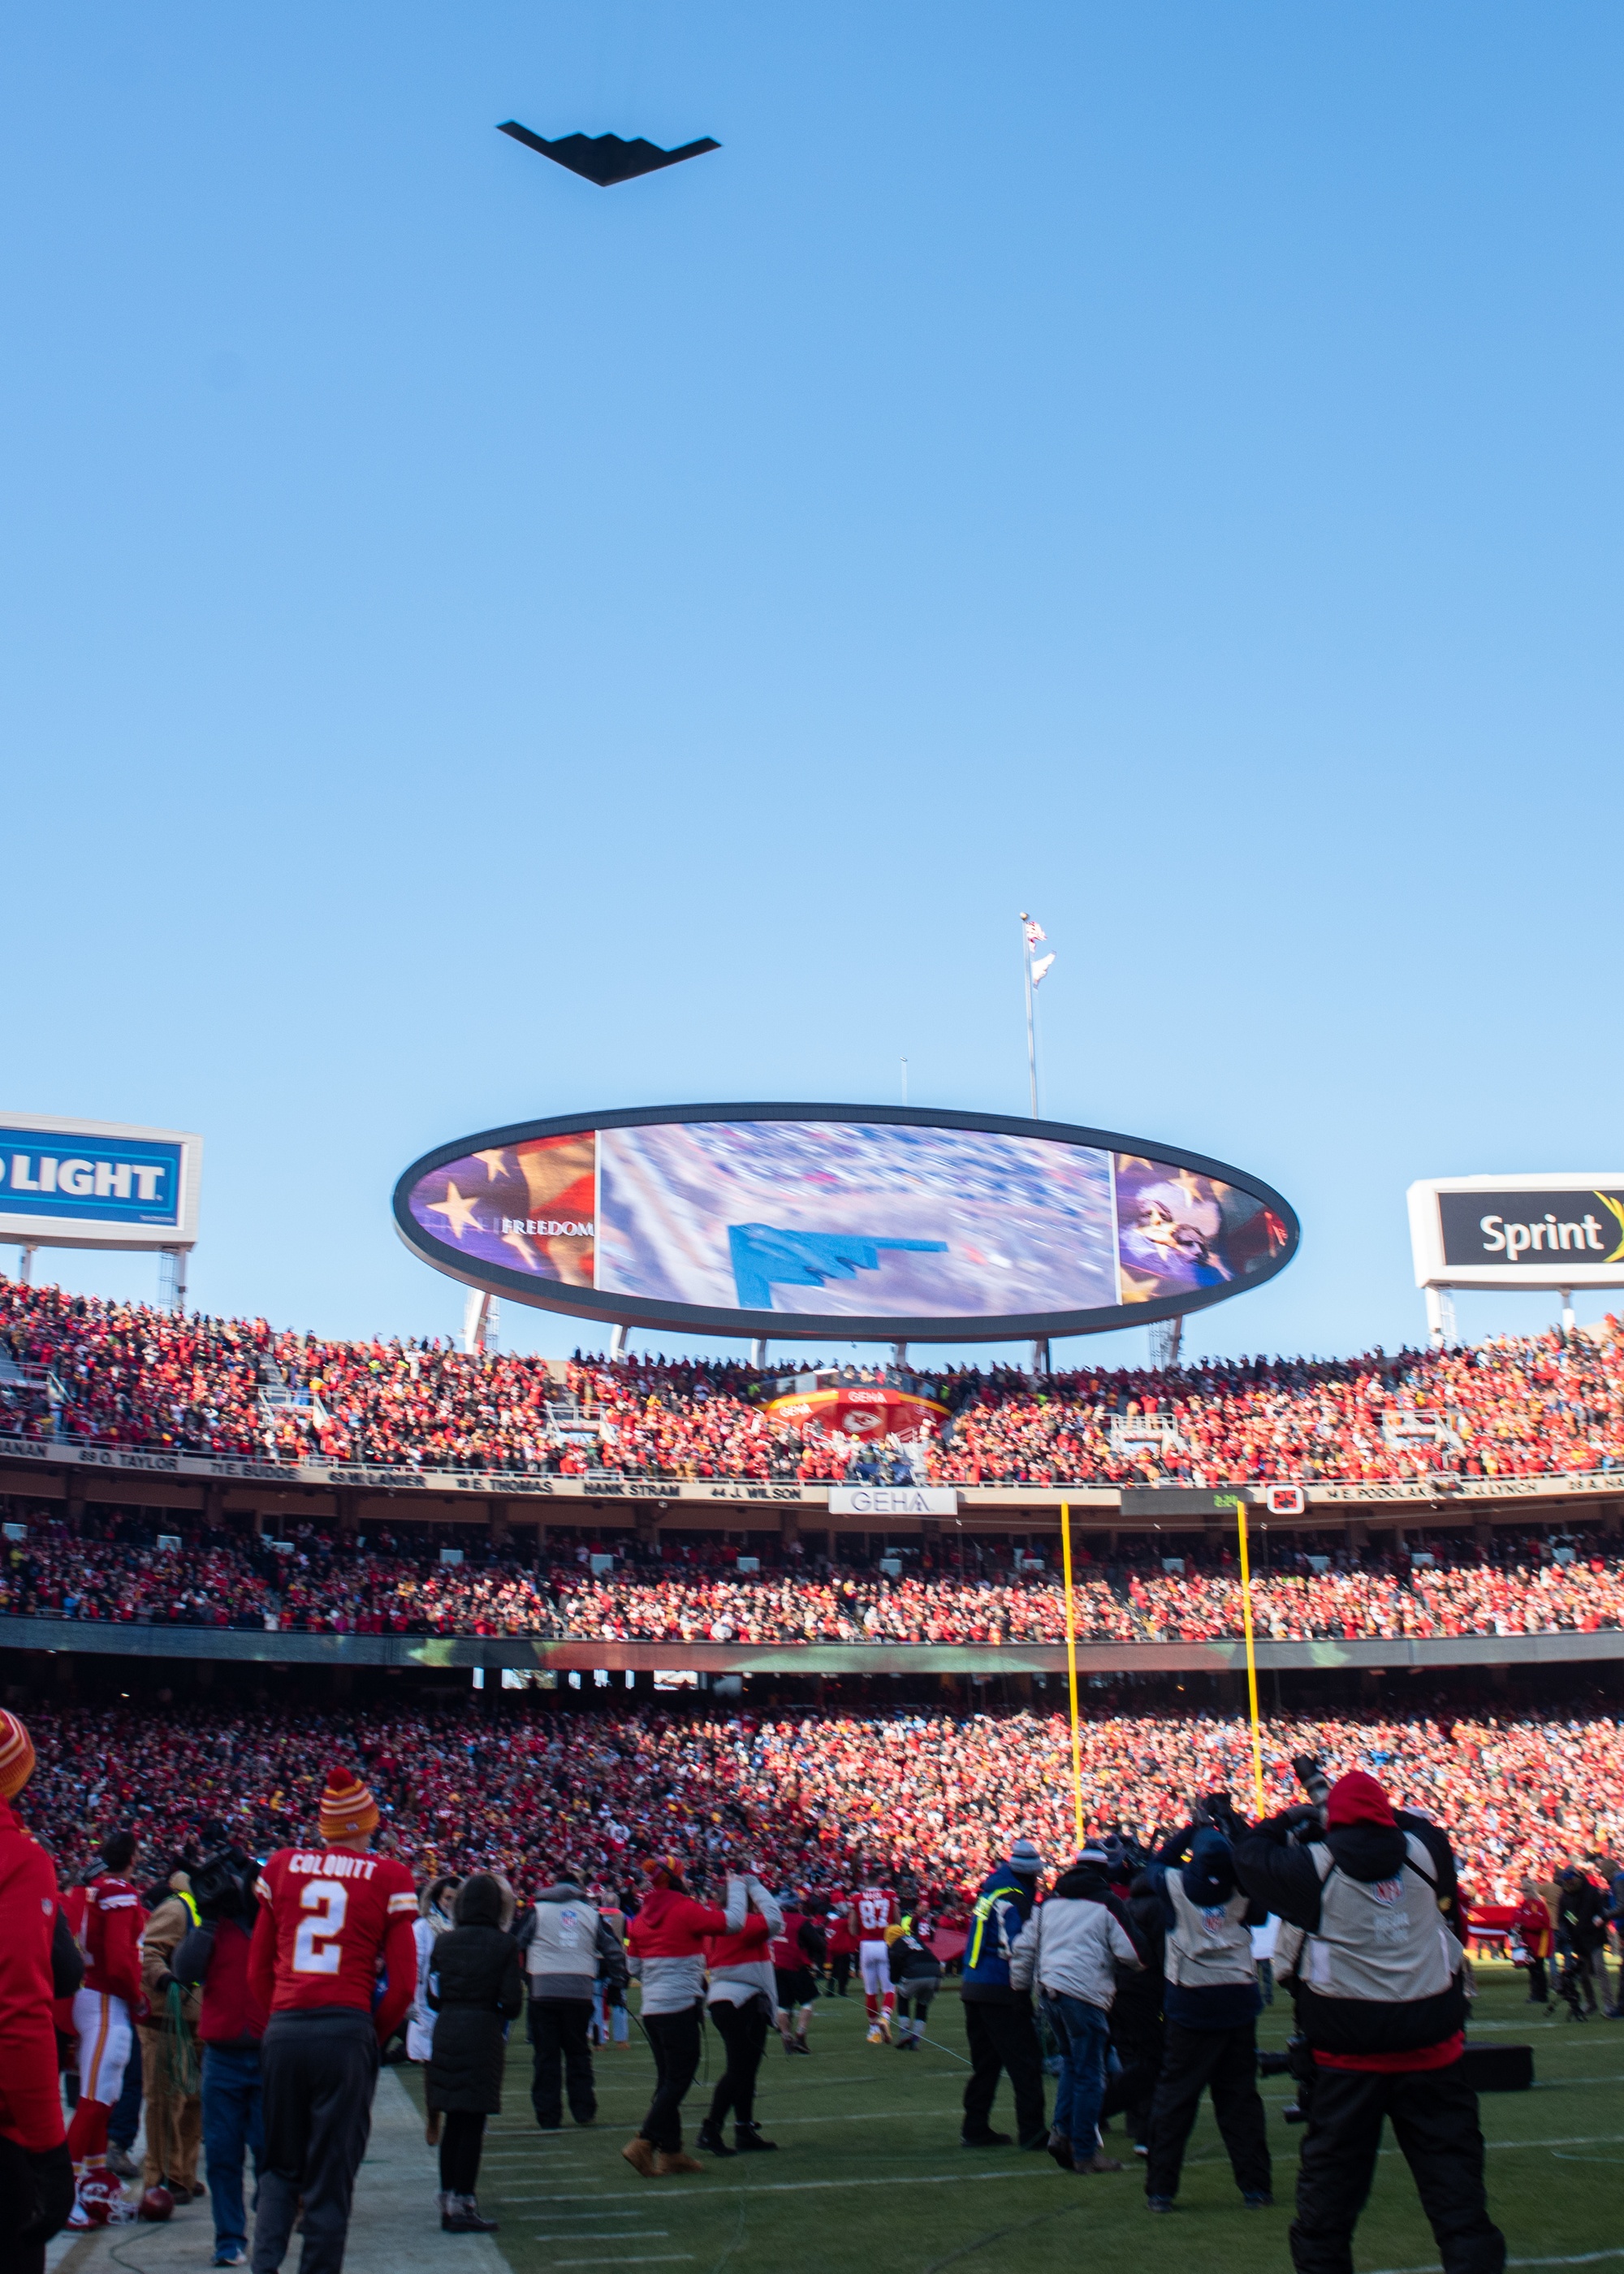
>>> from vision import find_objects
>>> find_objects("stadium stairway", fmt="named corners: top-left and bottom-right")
top-left (43, 2069), bottom-right (502, 2274)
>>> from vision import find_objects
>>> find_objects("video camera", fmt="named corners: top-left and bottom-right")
top-left (189, 1846), bottom-right (259, 1924)
top-left (1293, 1754), bottom-right (1331, 1808)
top-left (1273, 1754), bottom-right (1332, 1845)
top-left (1190, 1790), bottom-right (1238, 1834)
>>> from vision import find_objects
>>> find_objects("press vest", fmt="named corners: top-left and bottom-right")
top-left (1300, 1833), bottom-right (1462, 2004)
top-left (527, 1895), bottom-right (601, 1988)
top-left (1163, 1871), bottom-right (1256, 1992)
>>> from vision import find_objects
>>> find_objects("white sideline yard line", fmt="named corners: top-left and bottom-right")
top-left (520, 2129), bottom-right (1624, 2209)
top-left (538, 2257), bottom-right (693, 2267)
top-left (1368, 2254), bottom-right (1624, 2274)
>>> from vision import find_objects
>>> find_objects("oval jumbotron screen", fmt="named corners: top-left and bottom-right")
top-left (391, 1105), bottom-right (1298, 1343)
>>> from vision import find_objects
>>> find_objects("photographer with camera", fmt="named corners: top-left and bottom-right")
top-left (172, 1848), bottom-right (268, 2269)
top-left (1140, 1798), bottom-right (1272, 2212)
top-left (1230, 1763), bottom-right (1504, 2274)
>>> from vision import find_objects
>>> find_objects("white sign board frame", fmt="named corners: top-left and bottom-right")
top-left (1407, 1173), bottom-right (1624, 1293)
top-left (0, 1113), bottom-right (202, 1253)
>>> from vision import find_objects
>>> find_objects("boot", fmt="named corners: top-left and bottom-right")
top-left (1046, 2130), bottom-right (1074, 2171)
top-left (425, 2111), bottom-right (443, 2147)
top-left (442, 2194), bottom-right (499, 2233)
top-left (694, 2121), bottom-right (736, 2158)
top-left (734, 2122), bottom-right (777, 2153)
top-left (621, 2137), bottom-right (659, 2178)
top-left (654, 2150), bottom-right (705, 2175)
top-left (1073, 2151), bottom-right (1123, 2175)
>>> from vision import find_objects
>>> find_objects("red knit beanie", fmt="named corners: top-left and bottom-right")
top-left (319, 1763), bottom-right (380, 1842)
top-left (1325, 1770), bottom-right (1394, 1828)
top-left (0, 1711), bottom-right (35, 1801)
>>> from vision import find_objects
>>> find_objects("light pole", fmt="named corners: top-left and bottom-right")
top-left (1019, 912), bottom-right (1043, 1117)
top-left (1018, 912), bottom-right (1056, 1375)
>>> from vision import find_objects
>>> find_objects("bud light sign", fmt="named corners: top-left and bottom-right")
top-left (0, 1117), bottom-right (201, 1250)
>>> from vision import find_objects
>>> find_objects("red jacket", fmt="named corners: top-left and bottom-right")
top-left (197, 1919), bottom-right (268, 2046)
top-left (0, 1801), bottom-right (68, 2152)
top-left (627, 1888), bottom-right (732, 1959)
top-left (706, 1914), bottom-right (773, 1972)
top-left (1513, 1896), bottom-right (1553, 1960)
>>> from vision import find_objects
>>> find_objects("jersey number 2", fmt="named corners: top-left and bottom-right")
top-left (293, 1879), bottom-right (348, 1974)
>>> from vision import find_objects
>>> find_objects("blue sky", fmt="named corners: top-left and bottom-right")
top-left (5, 2), bottom-right (1622, 1370)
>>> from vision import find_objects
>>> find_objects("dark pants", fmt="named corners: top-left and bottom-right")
top-left (1102, 2008), bottom-right (1164, 2146)
top-left (529, 1999), bottom-right (597, 2128)
top-left (1146, 2020), bottom-right (1271, 2201)
top-left (706, 1999), bottom-right (768, 2129)
top-left (1524, 1957), bottom-right (1548, 2001)
top-left (961, 1997), bottom-right (1045, 2144)
top-left (637, 2006), bottom-right (702, 2155)
top-left (438, 2112), bottom-right (486, 2197)
top-left (830, 1952), bottom-right (852, 1995)
top-left (0, 2138), bottom-right (72, 2274)
top-left (252, 2011), bottom-right (378, 2274)
top-left (107, 2034), bottom-right (143, 2153)
top-left (201, 2043), bottom-right (264, 2257)
top-left (1290, 2060), bottom-right (1505, 2274)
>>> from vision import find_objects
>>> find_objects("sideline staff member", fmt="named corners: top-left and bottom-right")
top-left (1233, 1770), bottom-right (1504, 2274)
top-left (959, 1840), bottom-right (1047, 2150)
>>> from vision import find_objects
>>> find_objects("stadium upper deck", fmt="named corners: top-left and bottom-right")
top-left (5, 1273), bottom-right (1623, 1489)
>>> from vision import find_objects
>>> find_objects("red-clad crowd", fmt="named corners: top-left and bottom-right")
top-left (2, 1519), bottom-right (1622, 1645)
top-left (7, 1275), bottom-right (1624, 1490)
top-left (14, 1700), bottom-right (1622, 1913)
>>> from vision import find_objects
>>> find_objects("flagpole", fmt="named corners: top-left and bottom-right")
top-left (1060, 1499), bottom-right (1085, 1850)
top-left (1019, 911), bottom-right (1038, 1117)
top-left (1224, 1491), bottom-right (1268, 1817)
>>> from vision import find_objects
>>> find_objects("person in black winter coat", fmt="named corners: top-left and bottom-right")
top-left (1556, 1869), bottom-right (1609, 2017)
top-left (425, 1878), bottom-right (524, 2236)
top-left (1099, 1873), bottom-right (1165, 2155)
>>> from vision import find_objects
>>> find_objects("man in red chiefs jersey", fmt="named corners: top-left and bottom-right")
top-left (65, 1830), bottom-right (145, 2228)
top-left (0, 1709), bottom-right (82, 2273)
top-left (847, 1877), bottom-right (901, 2043)
top-left (248, 1766), bottom-right (417, 2274)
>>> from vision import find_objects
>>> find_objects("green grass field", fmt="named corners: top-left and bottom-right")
top-left (400, 1966), bottom-right (1624, 2274)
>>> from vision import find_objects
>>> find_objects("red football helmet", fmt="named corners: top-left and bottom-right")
top-left (138, 2186), bottom-right (175, 2223)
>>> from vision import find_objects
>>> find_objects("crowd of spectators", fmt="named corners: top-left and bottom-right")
top-left (9, 1274), bottom-right (1624, 1491)
top-left (3, 1517), bottom-right (1624, 1642)
top-left (15, 1698), bottom-right (1621, 1913)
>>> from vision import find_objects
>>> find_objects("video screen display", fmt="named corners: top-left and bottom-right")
top-left (404, 1118), bottom-right (1289, 1322)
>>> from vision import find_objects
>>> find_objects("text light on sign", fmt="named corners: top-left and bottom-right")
top-left (0, 1114), bottom-right (201, 1254)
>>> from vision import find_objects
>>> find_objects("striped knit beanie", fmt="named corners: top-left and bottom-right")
top-left (0, 1712), bottom-right (33, 1801)
top-left (319, 1762), bottom-right (379, 1842)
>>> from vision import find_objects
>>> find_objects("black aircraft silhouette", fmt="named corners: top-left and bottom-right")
top-left (497, 122), bottom-right (719, 187)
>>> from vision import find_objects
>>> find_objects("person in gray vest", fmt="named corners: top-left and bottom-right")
top-left (1233, 1770), bottom-right (1505, 2274)
top-left (1142, 1819), bottom-right (1272, 2211)
top-left (516, 1868), bottom-right (628, 2130)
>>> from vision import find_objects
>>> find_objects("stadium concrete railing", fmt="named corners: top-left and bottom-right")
top-left (0, 1611), bottom-right (1620, 1677)
top-left (5, 1432), bottom-right (1624, 1532)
